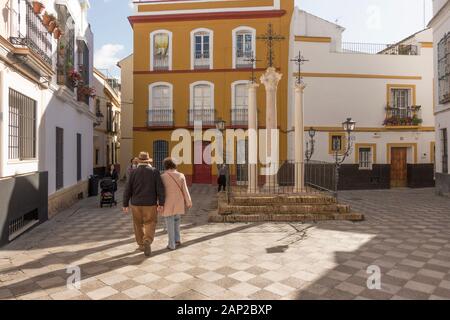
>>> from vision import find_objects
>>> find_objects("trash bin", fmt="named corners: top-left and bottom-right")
top-left (88, 175), bottom-right (99, 197)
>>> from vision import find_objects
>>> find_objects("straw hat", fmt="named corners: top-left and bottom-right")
top-left (137, 152), bottom-right (153, 163)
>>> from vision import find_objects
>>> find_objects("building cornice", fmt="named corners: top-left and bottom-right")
top-left (128, 9), bottom-right (286, 26)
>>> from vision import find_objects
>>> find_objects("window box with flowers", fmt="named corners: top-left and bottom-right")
top-left (383, 105), bottom-right (422, 127)
top-left (77, 86), bottom-right (96, 103)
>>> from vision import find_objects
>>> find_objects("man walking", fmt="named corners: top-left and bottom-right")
top-left (217, 164), bottom-right (228, 192)
top-left (123, 152), bottom-right (165, 257)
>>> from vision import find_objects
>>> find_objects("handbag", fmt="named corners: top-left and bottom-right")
top-left (166, 172), bottom-right (189, 210)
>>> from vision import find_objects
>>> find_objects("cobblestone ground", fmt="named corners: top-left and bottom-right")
top-left (0, 186), bottom-right (450, 300)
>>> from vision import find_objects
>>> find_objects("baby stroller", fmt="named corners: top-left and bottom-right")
top-left (100, 178), bottom-right (117, 208)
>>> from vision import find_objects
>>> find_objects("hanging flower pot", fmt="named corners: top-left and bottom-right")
top-left (53, 28), bottom-right (62, 40)
top-left (42, 12), bottom-right (51, 26)
top-left (32, 1), bottom-right (45, 15)
top-left (47, 20), bottom-right (57, 33)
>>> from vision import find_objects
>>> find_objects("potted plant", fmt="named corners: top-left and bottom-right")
top-left (69, 68), bottom-right (82, 86)
top-left (42, 12), bottom-right (51, 26)
top-left (53, 27), bottom-right (62, 40)
top-left (32, 1), bottom-right (45, 14)
top-left (47, 20), bottom-right (57, 33)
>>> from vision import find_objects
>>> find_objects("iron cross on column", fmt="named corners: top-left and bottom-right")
top-left (291, 51), bottom-right (309, 84)
top-left (257, 23), bottom-right (285, 68)
top-left (244, 52), bottom-right (261, 83)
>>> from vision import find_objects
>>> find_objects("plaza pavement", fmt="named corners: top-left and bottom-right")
top-left (0, 185), bottom-right (450, 300)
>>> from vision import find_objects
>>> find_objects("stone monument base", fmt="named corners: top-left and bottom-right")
top-left (209, 193), bottom-right (364, 223)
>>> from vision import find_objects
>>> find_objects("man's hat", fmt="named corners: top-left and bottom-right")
top-left (138, 152), bottom-right (153, 163)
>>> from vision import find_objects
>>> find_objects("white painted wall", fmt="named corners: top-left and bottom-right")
top-left (431, 1), bottom-right (450, 173)
top-left (0, 0), bottom-right (95, 197)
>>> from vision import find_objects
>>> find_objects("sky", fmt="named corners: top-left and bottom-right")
top-left (89, 0), bottom-right (433, 78)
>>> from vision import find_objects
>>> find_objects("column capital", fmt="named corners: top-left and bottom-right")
top-left (248, 82), bottom-right (260, 90)
top-left (295, 82), bottom-right (307, 92)
top-left (260, 67), bottom-right (283, 91)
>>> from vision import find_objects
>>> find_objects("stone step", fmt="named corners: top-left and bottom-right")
top-left (218, 204), bottom-right (350, 215)
top-left (229, 195), bottom-right (337, 206)
top-left (209, 212), bottom-right (365, 223)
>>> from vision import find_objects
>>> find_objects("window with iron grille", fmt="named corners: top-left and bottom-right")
top-left (8, 89), bottom-right (37, 160)
top-left (56, 127), bottom-right (64, 190)
top-left (56, 4), bottom-right (75, 91)
top-left (441, 128), bottom-right (448, 174)
top-left (77, 133), bottom-right (82, 181)
top-left (359, 147), bottom-right (372, 170)
top-left (331, 135), bottom-right (343, 152)
top-left (438, 33), bottom-right (450, 104)
top-left (390, 88), bottom-right (411, 118)
top-left (153, 140), bottom-right (169, 172)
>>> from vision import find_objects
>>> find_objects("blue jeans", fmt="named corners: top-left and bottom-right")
top-left (165, 215), bottom-right (181, 249)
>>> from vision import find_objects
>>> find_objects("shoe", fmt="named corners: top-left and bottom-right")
top-left (176, 241), bottom-right (182, 247)
top-left (144, 240), bottom-right (151, 257)
top-left (136, 245), bottom-right (144, 252)
top-left (166, 246), bottom-right (176, 251)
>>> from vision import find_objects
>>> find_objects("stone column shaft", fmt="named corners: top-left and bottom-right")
top-left (294, 83), bottom-right (306, 192)
top-left (248, 83), bottom-right (259, 193)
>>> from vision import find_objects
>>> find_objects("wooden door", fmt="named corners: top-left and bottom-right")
top-left (391, 147), bottom-right (407, 187)
top-left (193, 141), bottom-right (212, 184)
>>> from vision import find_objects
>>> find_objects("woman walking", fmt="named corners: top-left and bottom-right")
top-left (160, 157), bottom-right (192, 250)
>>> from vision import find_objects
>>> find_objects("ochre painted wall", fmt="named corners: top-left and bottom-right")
top-left (132, 0), bottom-right (294, 182)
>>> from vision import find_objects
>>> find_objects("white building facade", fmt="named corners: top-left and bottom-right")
top-left (430, 0), bottom-right (450, 196)
top-left (288, 10), bottom-right (436, 190)
top-left (0, 0), bottom-right (94, 245)
top-left (92, 68), bottom-right (121, 177)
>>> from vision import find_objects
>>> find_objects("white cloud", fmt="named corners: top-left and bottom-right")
top-left (94, 43), bottom-right (124, 72)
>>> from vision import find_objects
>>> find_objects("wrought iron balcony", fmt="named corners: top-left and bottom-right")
top-left (383, 105), bottom-right (423, 126)
top-left (9, 0), bottom-right (53, 67)
top-left (153, 55), bottom-right (169, 71)
top-left (231, 108), bottom-right (248, 126)
top-left (188, 109), bottom-right (216, 126)
top-left (341, 42), bottom-right (419, 56)
top-left (194, 52), bottom-right (211, 69)
top-left (236, 51), bottom-right (253, 68)
top-left (147, 109), bottom-right (174, 127)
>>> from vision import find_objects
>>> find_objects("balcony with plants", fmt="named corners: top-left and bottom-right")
top-left (383, 105), bottom-right (423, 127)
top-left (8, 0), bottom-right (63, 74)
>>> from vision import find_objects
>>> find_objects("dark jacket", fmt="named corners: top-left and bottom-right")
top-left (123, 165), bottom-right (165, 207)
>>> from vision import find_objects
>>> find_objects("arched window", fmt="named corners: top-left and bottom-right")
top-left (189, 81), bottom-right (215, 125)
top-left (150, 30), bottom-right (172, 71)
top-left (232, 27), bottom-right (256, 69)
top-left (148, 83), bottom-right (173, 126)
top-left (153, 140), bottom-right (169, 172)
top-left (191, 28), bottom-right (213, 69)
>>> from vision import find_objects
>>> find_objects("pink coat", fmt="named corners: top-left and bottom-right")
top-left (160, 170), bottom-right (192, 217)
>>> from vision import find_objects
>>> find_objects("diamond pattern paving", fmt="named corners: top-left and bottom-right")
top-left (1, 186), bottom-right (450, 300)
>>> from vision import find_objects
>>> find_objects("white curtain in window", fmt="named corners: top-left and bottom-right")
top-left (235, 84), bottom-right (248, 109)
top-left (194, 85), bottom-right (211, 109)
top-left (236, 32), bottom-right (253, 57)
top-left (152, 85), bottom-right (170, 109)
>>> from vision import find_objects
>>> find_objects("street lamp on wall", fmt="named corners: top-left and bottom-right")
top-left (334, 117), bottom-right (356, 198)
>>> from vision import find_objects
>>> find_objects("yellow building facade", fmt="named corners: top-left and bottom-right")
top-left (129, 0), bottom-right (294, 184)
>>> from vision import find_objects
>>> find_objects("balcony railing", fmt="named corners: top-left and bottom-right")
top-left (188, 109), bottom-right (216, 126)
top-left (147, 109), bottom-right (174, 127)
top-left (384, 105), bottom-right (423, 126)
top-left (341, 42), bottom-right (419, 56)
top-left (231, 108), bottom-right (248, 126)
top-left (194, 52), bottom-right (211, 69)
top-left (153, 55), bottom-right (169, 70)
top-left (9, 0), bottom-right (53, 66)
top-left (236, 51), bottom-right (253, 68)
